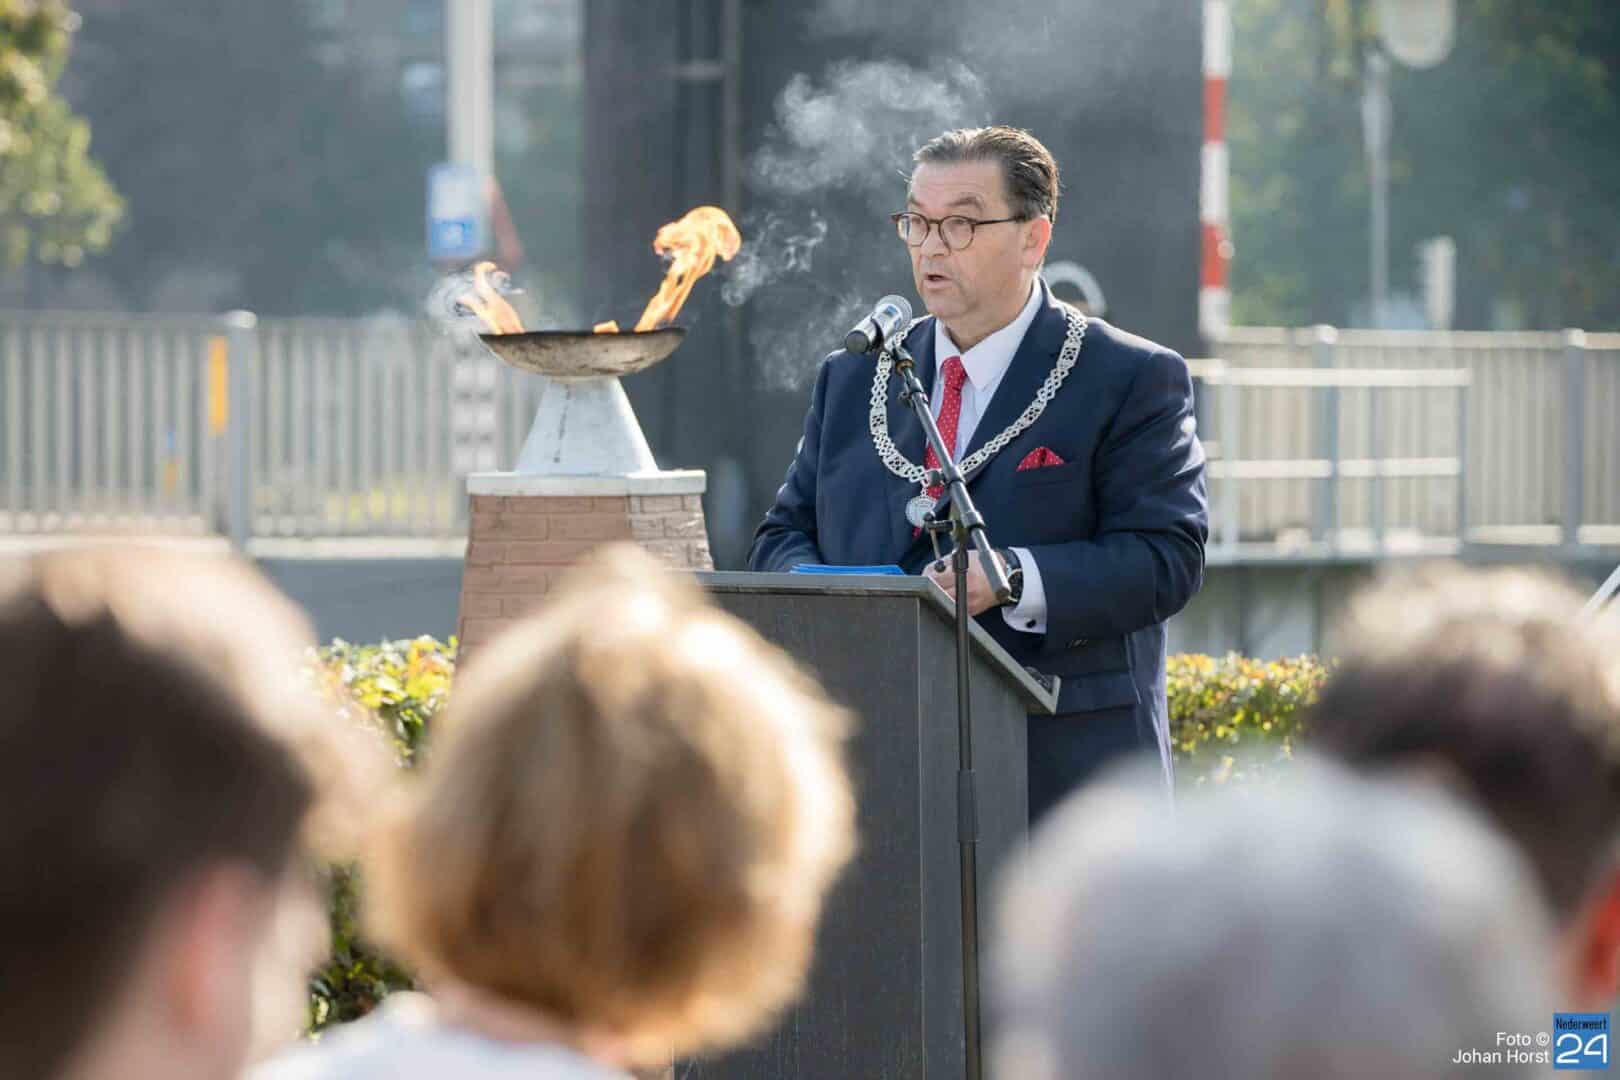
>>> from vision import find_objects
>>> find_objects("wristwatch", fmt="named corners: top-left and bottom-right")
top-left (998, 548), bottom-right (1024, 606)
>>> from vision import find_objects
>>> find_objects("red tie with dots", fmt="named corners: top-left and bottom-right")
top-left (924, 355), bottom-right (966, 501)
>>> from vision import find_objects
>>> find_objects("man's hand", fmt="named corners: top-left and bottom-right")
top-left (924, 550), bottom-right (1008, 616)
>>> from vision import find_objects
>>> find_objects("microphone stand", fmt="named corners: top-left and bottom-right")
top-left (892, 338), bottom-right (1010, 1080)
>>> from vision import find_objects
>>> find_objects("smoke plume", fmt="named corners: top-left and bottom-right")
top-left (721, 212), bottom-right (830, 308)
top-left (751, 60), bottom-right (988, 199)
top-left (735, 58), bottom-right (989, 387)
top-left (733, 0), bottom-right (1159, 388)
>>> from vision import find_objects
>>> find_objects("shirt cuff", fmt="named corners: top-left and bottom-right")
top-left (1001, 546), bottom-right (1047, 634)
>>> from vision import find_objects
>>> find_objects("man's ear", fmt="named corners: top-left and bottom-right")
top-left (1569, 865), bottom-right (1620, 1008)
top-left (1023, 217), bottom-right (1053, 269)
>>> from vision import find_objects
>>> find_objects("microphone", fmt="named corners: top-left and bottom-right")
top-left (844, 295), bottom-right (913, 354)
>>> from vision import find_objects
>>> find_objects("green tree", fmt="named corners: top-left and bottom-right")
top-left (1393, 1), bottom-right (1620, 329)
top-left (1228, 0), bottom-right (1620, 329)
top-left (0, 0), bottom-right (122, 269)
top-left (64, 0), bottom-right (436, 315)
top-left (1226, 0), bottom-right (1363, 325)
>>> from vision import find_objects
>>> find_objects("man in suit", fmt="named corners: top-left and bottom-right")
top-left (748, 126), bottom-right (1208, 819)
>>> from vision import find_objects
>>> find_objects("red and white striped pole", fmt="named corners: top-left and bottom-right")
top-left (1200, 0), bottom-right (1232, 340)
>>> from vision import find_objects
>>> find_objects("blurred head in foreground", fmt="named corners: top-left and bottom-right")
top-left (358, 544), bottom-right (855, 1071)
top-left (991, 757), bottom-right (1554, 1080)
top-left (0, 546), bottom-right (343, 1080)
top-left (1309, 563), bottom-right (1620, 1006)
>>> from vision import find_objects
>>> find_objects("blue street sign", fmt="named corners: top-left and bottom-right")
top-left (427, 163), bottom-right (487, 262)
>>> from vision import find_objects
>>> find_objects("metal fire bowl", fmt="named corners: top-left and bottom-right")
top-left (477, 327), bottom-right (686, 379)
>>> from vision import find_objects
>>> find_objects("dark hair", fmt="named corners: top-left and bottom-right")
top-left (914, 126), bottom-right (1061, 225)
top-left (0, 551), bottom-right (314, 1079)
top-left (1308, 564), bottom-right (1620, 919)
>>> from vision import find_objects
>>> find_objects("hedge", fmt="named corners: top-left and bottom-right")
top-left (307, 636), bottom-right (451, 1030)
top-left (1168, 652), bottom-right (1328, 786)
top-left (305, 638), bottom-right (1327, 1030)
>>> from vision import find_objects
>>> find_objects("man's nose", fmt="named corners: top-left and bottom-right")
top-left (918, 223), bottom-right (950, 258)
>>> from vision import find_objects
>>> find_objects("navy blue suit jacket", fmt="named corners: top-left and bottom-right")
top-left (748, 280), bottom-right (1208, 743)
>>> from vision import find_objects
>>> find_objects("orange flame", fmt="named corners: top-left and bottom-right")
top-left (456, 261), bottom-right (525, 335)
top-left (632, 206), bottom-right (742, 332)
top-left (593, 320), bottom-right (621, 334)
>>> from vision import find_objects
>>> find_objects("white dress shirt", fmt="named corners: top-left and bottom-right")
top-left (929, 280), bottom-right (1050, 635)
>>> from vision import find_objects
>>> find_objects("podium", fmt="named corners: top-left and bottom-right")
top-left (687, 573), bottom-right (1059, 1080)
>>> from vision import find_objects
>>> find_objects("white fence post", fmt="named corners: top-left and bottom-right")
top-left (1563, 329), bottom-right (1587, 549)
top-left (1218, 374), bottom-right (1241, 553)
top-left (1455, 381), bottom-right (1470, 548)
top-left (1369, 385), bottom-right (1385, 551)
top-left (222, 311), bottom-right (257, 550)
top-left (1311, 324), bottom-right (1339, 546)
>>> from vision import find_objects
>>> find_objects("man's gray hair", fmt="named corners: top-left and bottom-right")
top-left (990, 757), bottom-right (1555, 1080)
top-left (914, 126), bottom-right (1060, 225)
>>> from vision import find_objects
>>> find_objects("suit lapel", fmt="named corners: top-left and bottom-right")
top-left (887, 323), bottom-right (936, 467)
top-left (884, 322), bottom-right (937, 559)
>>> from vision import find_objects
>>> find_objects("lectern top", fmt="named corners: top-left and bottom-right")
top-left (697, 572), bottom-right (1059, 714)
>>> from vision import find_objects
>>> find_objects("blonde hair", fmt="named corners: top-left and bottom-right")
top-left (369, 544), bottom-right (855, 1063)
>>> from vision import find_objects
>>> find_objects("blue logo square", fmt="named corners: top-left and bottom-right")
top-left (1554, 1013), bottom-right (1610, 1070)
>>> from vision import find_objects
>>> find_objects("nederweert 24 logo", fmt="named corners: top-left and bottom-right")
top-left (1553, 1013), bottom-right (1610, 1071)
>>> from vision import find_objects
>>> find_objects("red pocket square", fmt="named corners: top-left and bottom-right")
top-left (1016, 447), bottom-right (1066, 471)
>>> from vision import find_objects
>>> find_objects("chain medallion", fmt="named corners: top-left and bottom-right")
top-left (867, 307), bottom-right (1087, 504)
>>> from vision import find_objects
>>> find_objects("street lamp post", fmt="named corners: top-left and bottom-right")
top-left (1361, 49), bottom-right (1391, 328)
top-left (1363, 0), bottom-right (1455, 328)
top-left (446, 0), bottom-right (494, 183)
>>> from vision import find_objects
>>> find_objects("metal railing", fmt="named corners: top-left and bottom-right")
top-left (3, 312), bottom-right (220, 536)
top-left (1, 310), bottom-right (1616, 561)
top-left (0, 309), bottom-right (542, 545)
top-left (1201, 325), bottom-right (1620, 556)
top-left (1191, 358), bottom-right (1470, 562)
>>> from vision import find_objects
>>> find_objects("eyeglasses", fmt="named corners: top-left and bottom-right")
top-left (891, 211), bottom-right (1027, 251)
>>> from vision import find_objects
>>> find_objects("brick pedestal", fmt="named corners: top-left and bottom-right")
top-left (456, 470), bottom-right (712, 652)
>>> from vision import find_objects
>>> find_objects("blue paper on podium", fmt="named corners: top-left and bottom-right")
top-left (790, 563), bottom-right (906, 576)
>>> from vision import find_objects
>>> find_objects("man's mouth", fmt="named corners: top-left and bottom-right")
top-left (922, 270), bottom-right (951, 287)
